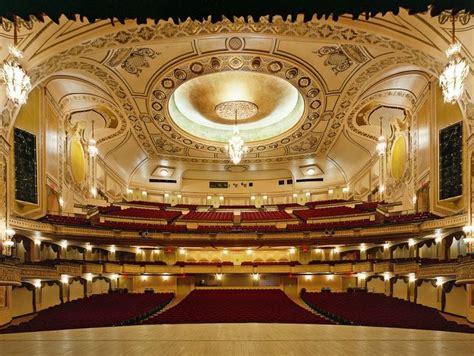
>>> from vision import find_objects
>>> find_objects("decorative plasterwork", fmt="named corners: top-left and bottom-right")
top-left (149, 53), bottom-right (323, 155)
top-left (0, 263), bottom-right (21, 285)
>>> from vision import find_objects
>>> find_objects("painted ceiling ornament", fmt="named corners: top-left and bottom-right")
top-left (121, 48), bottom-right (158, 76)
top-left (1, 16), bottom-right (31, 106)
top-left (439, 14), bottom-right (469, 104)
top-left (315, 45), bottom-right (367, 74)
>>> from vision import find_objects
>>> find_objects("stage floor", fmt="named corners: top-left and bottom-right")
top-left (0, 323), bottom-right (473, 355)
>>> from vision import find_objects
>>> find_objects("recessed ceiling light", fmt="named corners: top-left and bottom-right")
top-left (306, 168), bottom-right (315, 175)
top-left (160, 169), bottom-right (169, 177)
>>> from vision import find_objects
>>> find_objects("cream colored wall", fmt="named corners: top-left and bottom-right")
top-left (367, 278), bottom-right (385, 293)
top-left (393, 279), bottom-right (408, 300)
top-left (0, 286), bottom-right (13, 326)
top-left (40, 284), bottom-right (61, 310)
top-left (132, 276), bottom-right (177, 293)
top-left (445, 285), bottom-right (467, 317)
top-left (91, 279), bottom-right (110, 295)
top-left (297, 275), bottom-right (342, 293)
top-left (69, 280), bottom-right (84, 301)
top-left (467, 284), bottom-right (474, 323)
top-left (417, 281), bottom-right (439, 309)
top-left (11, 286), bottom-right (34, 317)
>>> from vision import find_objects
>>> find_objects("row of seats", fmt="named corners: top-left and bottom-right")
top-left (41, 215), bottom-right (90, 226)
top-left (385, 212), bottom-right (435, 224)
top-left (1, 293), bottom-right (174, 333)
top-left (182, 211), bottom-right (234, 222)
top-left (301, 291), bottom-right (474, 333)
top-left (240, 211), bottom-right (293, 221)
top-left (107, 208), bottom-right (181, 222)
top-left (144, 289), bottom-right (331, 324)
top-left (294, 206), bottom-right (364, 221)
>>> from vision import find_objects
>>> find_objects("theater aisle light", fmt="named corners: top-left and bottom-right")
top-left (439, 14), bottom-right (469, 103)
top-left (1, 15), bottom-right (31, 105)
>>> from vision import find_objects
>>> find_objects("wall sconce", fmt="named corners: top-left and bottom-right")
top-left (252, 273), bottom-right (260, 281)
top-left (409, 273), bottom-right (416, 283)
top-left (216, 273), bottom-right (223, 281)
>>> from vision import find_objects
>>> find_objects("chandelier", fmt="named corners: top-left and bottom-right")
top-left (88, 121), bottom-right (98, 158)
top-left (1, 16), bottom-right (31, 105)
top-left (376, 117), bottom-right (386, 156)
top-left (216, 101), bottom-right (255, 165)
top-left (439, 14), bottom-right (469, 104)
top-left (225, 118), bottom-right (248, 165)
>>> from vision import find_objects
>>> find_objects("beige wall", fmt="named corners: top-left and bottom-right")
top-left (367, 278), bottom-right (385, 293)
top-left (132, 276), bottom-right (177, 293)
top-left (40, 284), bottom-right (61, 311)
top-left (91, 279), bottom-right (110, 295)
top-left (393, 279), bottom-right (408, 300)
top-left (417, 281), bottom-right (439, 309)
top-left (0, 286), bottom-right (13, 326)
top-left (297, 275), bottom-right (342, 293)
top-left (11, 286), bottom-right (34, 318)
top-left (69, 280), bottom-right (84, 301)
top-left (445, 285), bottom-right (467, 317)
top-left (467, 284), bottom-right (474, 323)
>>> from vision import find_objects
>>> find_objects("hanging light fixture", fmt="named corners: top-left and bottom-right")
top-left (225, 110), bottom-right (248, 165)
top-left (88, 120), bottom-right (98, 158)
top-left (439, 14), bottom-right (469, 104)
top-left (1, 16), bottom-right (31, 106)
top-left (376, 117), bottom-right (386, 156)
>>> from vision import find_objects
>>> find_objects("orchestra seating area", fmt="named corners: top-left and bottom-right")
top-left (0, 293), bottom-right (174, 334)
top-left (38, 199), bottom-right (438, 233)
top-left (301, 291), bottom-right (474, 333)
top-left (144, 289), bottom-right (331, 324)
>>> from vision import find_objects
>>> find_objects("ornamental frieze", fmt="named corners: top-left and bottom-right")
top-left (418, 264), bottom-right (457, 278)
top-left (20, 266), bottom-right (58, 280)
top-left (0, 264), bottom-right (21, 285)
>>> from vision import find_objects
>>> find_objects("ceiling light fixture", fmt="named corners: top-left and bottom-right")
top-left (1, 15), bottom-right (31, 106)
top-left (225, 108), bottom-right (248, 165)
top-left (88, 121), bottom-right (98, 158)
top-left (440, 14), bottom-right (469, 103)
top-left (376, 116), bottom-right (386, 156)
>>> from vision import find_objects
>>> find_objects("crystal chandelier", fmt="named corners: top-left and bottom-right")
top-left (88, 120), bottom-right (99, 157)
top-left (376, 117), bottom-right (386, 156)
top-left (439, 15), bottom-right (469, 104)
top-left (1, 16), bottom-right (31, 106)
top-left (225, 111), bottom-right (248, 165)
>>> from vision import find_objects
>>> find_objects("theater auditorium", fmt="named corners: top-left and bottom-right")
top-left (0, 1), bottom-right (473, 354)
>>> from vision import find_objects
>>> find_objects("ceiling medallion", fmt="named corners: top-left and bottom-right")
top-left (215, 100), bottom-right (258, 121)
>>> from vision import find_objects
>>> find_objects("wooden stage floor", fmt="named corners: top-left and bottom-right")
top-left (0, 323), bottom-right (473, 356)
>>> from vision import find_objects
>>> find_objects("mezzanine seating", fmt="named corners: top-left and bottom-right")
top-left (95, 220), bottom-right (187, 232)
top-left (293, 206), bottom-right (364, 221)
top-left (181, 211), bottom-right (234, 222)
top-left (1, 292), bottom-right (174, 333)
top-left (41, 215), bottom-right (90, 226)
top-left (385, 212), bottom-right (436, 224)
top-left (241, 211), bottom-right (293, 221)
top-left (144, 289), bottom-right (331, 324)
top-left (301, 291), bottom-right (474, 333)
top-left (106, 207), bottom-right (181, 222)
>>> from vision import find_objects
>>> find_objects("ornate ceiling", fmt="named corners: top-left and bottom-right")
top-left (0, 10), bottom-right (472, 190)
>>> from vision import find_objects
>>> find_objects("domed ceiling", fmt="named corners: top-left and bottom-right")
top-left (0, 11), bottom-right (472, 191)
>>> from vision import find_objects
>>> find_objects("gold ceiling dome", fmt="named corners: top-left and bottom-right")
top-left (167, 71), bottom-right (304, 143)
